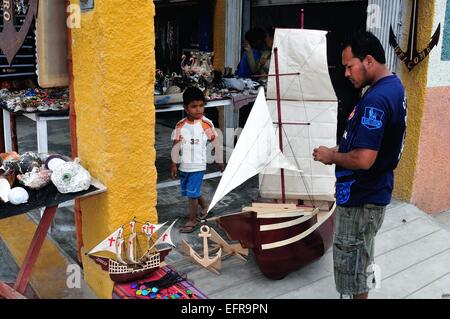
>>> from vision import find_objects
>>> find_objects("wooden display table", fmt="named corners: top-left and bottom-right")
top-left (0, 179), bottom-right (106, 299)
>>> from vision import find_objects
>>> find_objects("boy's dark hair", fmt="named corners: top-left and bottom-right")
top-left (342, 30), bottom-right (386, 64)
top-left (183, 87), bottom-right (206, 106)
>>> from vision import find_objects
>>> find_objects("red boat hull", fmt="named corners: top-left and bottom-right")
top-left (217, 206), bottom-right (335, 280)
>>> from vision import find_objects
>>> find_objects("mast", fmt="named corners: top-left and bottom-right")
top-left (271, 8), bottom-right (306, 204)
top-left (300, 9), bottom-right (305, 29)
top-left (273, 47), bottom-right (286, 204)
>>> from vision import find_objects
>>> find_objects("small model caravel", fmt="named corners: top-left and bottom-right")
top-left (87, 219), bottom-right (178, 283)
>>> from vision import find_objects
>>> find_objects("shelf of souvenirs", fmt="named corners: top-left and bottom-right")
top-left (0, 151), bottom-right (104, 214)
top-left (0, 87), bottom-right (69, 115)
top-left (155, 76), bottom-right (262, 109)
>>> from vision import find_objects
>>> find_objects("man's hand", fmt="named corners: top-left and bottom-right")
top-left (170, 163), bottom-right (178, 180)
top-left (313, 146), bottom-right (337, 165)
top-left (313, 146), bottom-right (378, 170)
top-left (217, 163), bottom-right (225, 172)
top-left (243, 40), bottom-right (252, 53)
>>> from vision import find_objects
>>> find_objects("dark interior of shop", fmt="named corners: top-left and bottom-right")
top-left (155, 1), bottom-right (214, 75)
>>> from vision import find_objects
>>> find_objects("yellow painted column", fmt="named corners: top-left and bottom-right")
top-left (69, 0), bottom-right (157, 298)
top-left (394, 0), bottom-right (435, 201)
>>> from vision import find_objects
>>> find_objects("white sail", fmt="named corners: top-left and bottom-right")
top-left (87, 226), bottom-right (124, 256)
top-left (260, 29), bottom-right (338, 202)
top-left (127, 220), bottom-right (138, 263)
top-left (267, 29), bottom-right (337, 102)
top-left (116, 238), bottom-right (127, 265)
top-left (141, 221), bottom-right (167, 237)
top-left (208, 89), bottom-right (300, 212)
top-left (149, 219), bottom-right (178, 250)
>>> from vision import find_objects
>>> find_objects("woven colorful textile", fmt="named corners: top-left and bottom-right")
top-left (112, 265), bottom-right (208, 299)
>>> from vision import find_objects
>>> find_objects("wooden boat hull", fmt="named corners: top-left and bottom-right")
top-left (216, 203), bottom-right (335, 280)
top-left (90, 248), bottom-right (172, 283)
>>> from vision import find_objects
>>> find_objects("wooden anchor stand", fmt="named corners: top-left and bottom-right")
top-left (181, 225), bottom-right (248, 275)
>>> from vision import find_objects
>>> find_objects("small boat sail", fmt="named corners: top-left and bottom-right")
top-left (207, 29), bottom-right (337, 280)
top-left (87, 219), bottom-right (177, 283)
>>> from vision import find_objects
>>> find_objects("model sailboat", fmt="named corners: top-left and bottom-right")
top-left (206, 29), bottom-right (337, 280)
top-left (87, 219), bottom-right (178, 283)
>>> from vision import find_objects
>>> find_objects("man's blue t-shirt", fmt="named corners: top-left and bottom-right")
top-left (336, 75), bottom-right (407, 207)
top-left (237, 50), bottom-right (262, 78)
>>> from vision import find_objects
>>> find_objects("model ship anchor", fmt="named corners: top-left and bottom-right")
top-left (182, 225), bottom-right (222, 272)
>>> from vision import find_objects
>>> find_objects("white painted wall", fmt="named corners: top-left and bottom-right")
top-left (427, 0), bottom-right (450, 87)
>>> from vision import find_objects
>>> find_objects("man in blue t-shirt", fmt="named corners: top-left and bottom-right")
top-left (313, 31), bottom-right (407, 299)
top-left (237, 27), bottom-right (265, 78)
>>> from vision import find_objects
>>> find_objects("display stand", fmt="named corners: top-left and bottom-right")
top-left (0, 179), bottom-right (106, 299)
top-left (1, 107), bottom-right (69, 154)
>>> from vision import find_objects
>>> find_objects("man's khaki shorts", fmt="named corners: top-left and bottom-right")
top-left (333, 204), bottom-right (386, 295)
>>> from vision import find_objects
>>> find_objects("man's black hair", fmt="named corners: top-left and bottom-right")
top-left (183, 87), bottom-right (206, 106)
top-left (342, 30), bottom-right (386, 64)
top-left (245, 27), bottom-right (267, 50)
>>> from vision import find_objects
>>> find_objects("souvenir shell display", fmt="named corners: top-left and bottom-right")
top-left (17, 167), bottom-right (52, 190)
top-left (51, 158), bottom-right (91, 194)
top-left (0, 177), bottom-right (11, 203)
top-left (18, 151), bottom-right (42, 174)
top-left (8, 187), bottom-right (29, 205)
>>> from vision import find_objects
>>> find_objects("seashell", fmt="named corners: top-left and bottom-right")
top-left (0, 177), bottom-right (11, 203)
top-left (49, 103), bottom-right (61, 111)
top-left (17, 167), bottom-right (52, 190)
top-left (1, 159), bottom-right (20, 176)
top-left (0, 151), bottom-right (20, 161)
top-left (164, 85), bottom-right (181, 95)
top-left (1, 168), bottom-right (16, 186)
top-left (18, 152), bottom-right (42, 174)
top-left (45, 154), bottom-right (70, 171)
top-left (51, 158), bottom-right (91, 194)
top-left (37, 104), bottom-right (49, 112)
top-left (8, 187), bottom-right (29, 205)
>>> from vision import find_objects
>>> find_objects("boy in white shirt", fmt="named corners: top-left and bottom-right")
top-left (171, 87), bottom-right (224, 233)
